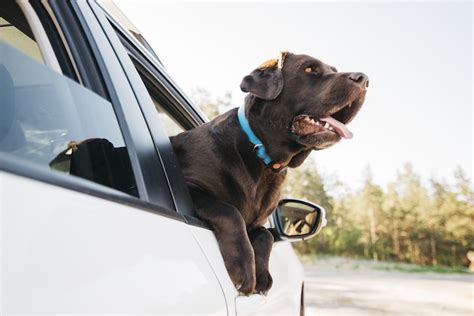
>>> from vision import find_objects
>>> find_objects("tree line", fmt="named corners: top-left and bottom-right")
top-left (285, 163), bottom-right (473, 267)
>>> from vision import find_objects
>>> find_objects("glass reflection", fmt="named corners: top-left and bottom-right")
top-left (279, 202), bottom-right (317, 236)
top-left (0, 41), bottom-right (137, 196)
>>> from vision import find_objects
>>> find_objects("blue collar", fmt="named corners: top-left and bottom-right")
top-left (237, 106), bottom-right (274, 165)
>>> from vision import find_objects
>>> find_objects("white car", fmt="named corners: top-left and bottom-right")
top-left (0, 1), bottom-right (325, 314)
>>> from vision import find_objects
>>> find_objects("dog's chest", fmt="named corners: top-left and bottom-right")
top-left (243, 172), bottom-right (286, 227)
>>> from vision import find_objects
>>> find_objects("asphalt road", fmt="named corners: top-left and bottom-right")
top-left (304, 257), bottom-right (474, 315)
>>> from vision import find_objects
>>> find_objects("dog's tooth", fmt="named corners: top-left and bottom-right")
top-left (324, 122), bottom-right (330, 129)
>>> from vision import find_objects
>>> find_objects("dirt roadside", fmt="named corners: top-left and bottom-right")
top-left (304, 257), bottom-right (474, 315)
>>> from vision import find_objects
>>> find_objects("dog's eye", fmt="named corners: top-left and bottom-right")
top-left (304, 66), bottom-right (319, 74)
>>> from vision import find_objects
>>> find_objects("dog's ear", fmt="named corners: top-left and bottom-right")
top-left (240, 65), bottom-right (283, 100)
top-left (240, 52), bottom-right (288, 100)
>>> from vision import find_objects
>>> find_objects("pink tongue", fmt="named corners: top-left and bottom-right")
top-left (320, 117), bottom-right (353, 139)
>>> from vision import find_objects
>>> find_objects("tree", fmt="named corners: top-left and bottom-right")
top-left (383, 183), bottom-right (403, 260)
top-left (356, 167), bottom-right (385, 260)
top-left (190, 88), bottom-right (232, 119)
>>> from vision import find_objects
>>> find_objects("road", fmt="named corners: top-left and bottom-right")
top-left (304, 257), bottom-right (474, 315)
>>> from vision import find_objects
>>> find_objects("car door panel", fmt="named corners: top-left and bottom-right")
top-left (190, 226), bottom-right (303, 316)
top-left (233, 243), bottom-right (303, 315)
top-left (1, 172), bottom-right (227, 314)
top-left (188, 226), bottom-right (238, 315)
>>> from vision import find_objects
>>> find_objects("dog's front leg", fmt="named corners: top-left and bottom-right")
top-left (190, 189), bottom-right (256, 295)
top-left (248, 227), bottom-right (274, 295)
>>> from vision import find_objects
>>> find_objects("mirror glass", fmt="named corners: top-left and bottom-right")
top-left (278, 201), bottom-right (319, 237)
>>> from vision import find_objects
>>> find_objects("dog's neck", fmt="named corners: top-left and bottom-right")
top-left (244, 96), bottom-right (311, 170)
top-left (238, 105), bottom-right (274, 166)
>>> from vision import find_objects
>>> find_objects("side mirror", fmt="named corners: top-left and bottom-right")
top-left (271, 198), bottom-right (327, 241)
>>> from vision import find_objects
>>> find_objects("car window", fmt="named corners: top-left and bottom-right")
top-left (152, 99), bottom-right (185, 137)
top-left (0, 41), bottom-right (138, 196)
top-left (0, 3), bottom-right (43, 64)
top-left (97, 2), bottom-right (188, 137)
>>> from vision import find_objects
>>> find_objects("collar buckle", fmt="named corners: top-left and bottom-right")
top-left (253, 144), bottom-right (263, 152)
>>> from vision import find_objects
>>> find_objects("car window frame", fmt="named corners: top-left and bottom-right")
top-left (128, 57), bottom-right (211, 228)
top-left (29, 0), bottom-right (80, 82)
top-left (92, 2), bottom-right (213, 228)
top-left (89, 3), bottom-right (191, 212)
top-left (71, 0), bottom-right (185, 209)
top-left (15, 1), bottom-right (62, 72)
top-left (0, 0), bottom-right (186, 222)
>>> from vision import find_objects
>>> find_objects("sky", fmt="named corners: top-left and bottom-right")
top-left (114, 0), bottom-right (472, 189)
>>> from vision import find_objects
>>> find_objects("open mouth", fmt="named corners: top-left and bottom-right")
top-left (291, 101), bottom-right (361, 139)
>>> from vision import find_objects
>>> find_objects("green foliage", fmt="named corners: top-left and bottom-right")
top-left (191, 88), bottom-right (232, 119)
top-left (286, 163), bottom-right (474, 268)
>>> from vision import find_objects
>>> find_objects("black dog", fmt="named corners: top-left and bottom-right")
top-left (170, 52), bottom-right (368, 295)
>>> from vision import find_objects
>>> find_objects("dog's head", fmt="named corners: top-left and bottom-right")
top-left (240, 52), bottom-right (368, 154)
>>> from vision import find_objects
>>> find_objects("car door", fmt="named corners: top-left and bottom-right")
top-left (92, 2), bottom-right (305, 315)
top-left (1, 1), bottom-right (227, 314)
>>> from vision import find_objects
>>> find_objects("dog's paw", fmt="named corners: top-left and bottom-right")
top-left (229, 262), bottom-right (256, 295)
top-left (255, 269), bottom-right (273, 295)
top-left (233, 274), bottom-right (256, 295)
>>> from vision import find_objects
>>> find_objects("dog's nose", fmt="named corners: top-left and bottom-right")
top-left (348, 72), bottom-right (369, 88)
